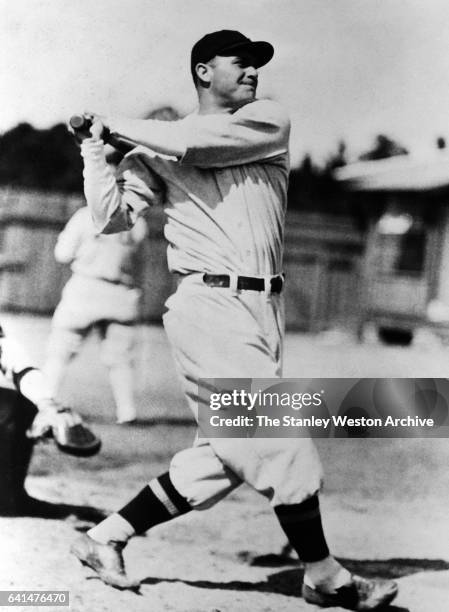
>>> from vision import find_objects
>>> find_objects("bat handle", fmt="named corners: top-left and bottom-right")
top-left (69, 114), bottom-right (134, 154)
top-left (69, 114), bottom-right (111, 142)
top-left (69, 114), bottom-right (92, 131)
top-left (68, 114), bottom-right (94, 146)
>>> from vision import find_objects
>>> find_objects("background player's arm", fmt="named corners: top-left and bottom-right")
top-left (107, 100), bottom-right (290, 168)
top-left (0, 334), bottom-right (56, 407)
top-left (54, 207), bottom-right (87, 264)
top-left (80, 140), bottom-right (164, 234)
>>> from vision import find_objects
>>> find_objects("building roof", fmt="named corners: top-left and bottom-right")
top-left (334, 151), bottom-right (449, 192)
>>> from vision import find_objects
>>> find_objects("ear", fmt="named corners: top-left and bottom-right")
top-left (195, 62), bottom-right (213, 85)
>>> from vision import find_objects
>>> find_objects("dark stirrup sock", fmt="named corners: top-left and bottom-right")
top-left (274, 495), bottom-right (330, 562)
top-left (119, 472), bottom-right (191, 534)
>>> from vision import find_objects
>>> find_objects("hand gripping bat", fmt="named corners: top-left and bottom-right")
top-left (69, 114), bottom-right (137, 154)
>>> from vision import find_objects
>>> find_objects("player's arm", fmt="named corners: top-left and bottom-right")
top-left (0, 333), bottom-right (55, 406)
top-left (54, 208), bottom-right (86, 264)
top-left (182, 99), bottom-right (290, 167)
top-left (105, 100), bottom-right (290, 168)
top-left (80, 138), bottom-right (164, 234)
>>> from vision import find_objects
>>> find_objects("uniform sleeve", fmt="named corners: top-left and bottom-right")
top-left (80, 140), bottom-right (165, 234)
top-left (107, 99), bottom-right (290, 169)
top-left (180, 99), bottom-right (290, 168)
top-left (54, 208), bottom-right (86, 264)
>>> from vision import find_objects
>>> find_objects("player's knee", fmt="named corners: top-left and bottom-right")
top-left (169, 447), bottom-right (237, 510)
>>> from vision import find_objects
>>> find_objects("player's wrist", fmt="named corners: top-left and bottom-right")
top-left (80, 139), bottom-right (106, 153)
top-left (80, 140), bottom-right (108, 170)
top-left (36, 397), bottom-right (64, 414)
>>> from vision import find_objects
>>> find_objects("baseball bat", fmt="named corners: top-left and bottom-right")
top-left (69, 114), bottom-right (137, 154)
top-left (69, 114), bottom-right (90, 131)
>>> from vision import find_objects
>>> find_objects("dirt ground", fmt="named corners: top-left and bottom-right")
top-left (1, 315), bottom-right (449, 612)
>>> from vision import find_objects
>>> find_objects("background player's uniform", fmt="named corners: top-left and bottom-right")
top-left (44, 206), bottom-right (147, 423)
top-left (81, 99), bottom-right (323, 510)
top-left (0, 325), bottom-right (41, 514)
top-left (0, 324), bottom-right (65, 513)
top-left (0, 323), bottom-right (101, 515)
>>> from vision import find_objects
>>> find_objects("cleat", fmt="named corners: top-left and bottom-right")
top-left (71, 533), bottom-right (140, 591)
top-left (302, 574), bottom-right (398, 610)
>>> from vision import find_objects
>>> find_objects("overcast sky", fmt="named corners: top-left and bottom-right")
top-left (2, 0), bottom-right (449, 165)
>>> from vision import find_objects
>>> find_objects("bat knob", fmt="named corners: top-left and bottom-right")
top-left (69, 115), bottom-right (92, 131)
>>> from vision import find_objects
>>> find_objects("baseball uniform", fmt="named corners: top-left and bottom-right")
top-left (0, 324), bottom-right (53, 514)
top-left (70, 33), bottom-right (399, 608)
top-left (0, 323), bottom-right (102, 514)
top-left (80, 98), bottom-right (323, 508)
top-left (44, 206), bottom-right (148, 423)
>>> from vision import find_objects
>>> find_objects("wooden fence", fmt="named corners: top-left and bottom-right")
top-left (0, 189), bottom-right (365, 331)
top-left (283, 213), bottom-right (364, 330)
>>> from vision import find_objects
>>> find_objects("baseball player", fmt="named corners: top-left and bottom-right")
top-left (70, 30), bottom-right (398, 609)
top-left (43, 202), bottom-right (148, 424)
top-left (0, 322), bottom-right (101, 516)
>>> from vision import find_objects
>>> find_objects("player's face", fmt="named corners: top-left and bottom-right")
top-left (208, 53), bottom-right (259, 109)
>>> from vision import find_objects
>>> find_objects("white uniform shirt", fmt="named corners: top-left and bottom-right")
top-left (81, 99), bottom-right (290, 276)
top-left (55, 206), bottom-right (148, 287)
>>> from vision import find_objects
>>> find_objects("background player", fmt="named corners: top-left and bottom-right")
top-left (70, 30), bottom-right (398, 610)
top-left (0, 321), bottom-right (101, 517)
top-left (43, 194), bottom-right (148, 424)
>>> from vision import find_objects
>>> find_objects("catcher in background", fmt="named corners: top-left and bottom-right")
top-left (0, 322), bottom-right (101, 517)
top-left (43, 197), bottom-right (148, 424)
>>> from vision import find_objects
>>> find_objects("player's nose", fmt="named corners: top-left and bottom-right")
top-left (244, 66), bottom-right (258, 86)
top-left (245, 65), bottom-right (258, 77)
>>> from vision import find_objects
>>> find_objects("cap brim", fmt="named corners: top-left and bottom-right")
top-left (218, 40), bottom-right (274, 68)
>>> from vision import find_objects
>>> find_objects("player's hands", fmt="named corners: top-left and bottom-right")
top-left (69, 112), bottom-right (110, 143)
top-left (27, 399), bottom-right (82, 440)
top-left (85, 112), bottom-right (109, 141)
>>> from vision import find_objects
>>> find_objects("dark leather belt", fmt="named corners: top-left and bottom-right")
top-left (202, 273), bottom-right (284, 293)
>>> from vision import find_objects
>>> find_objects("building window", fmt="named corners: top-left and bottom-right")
top-left (375, 211), bottom-right (426, 276)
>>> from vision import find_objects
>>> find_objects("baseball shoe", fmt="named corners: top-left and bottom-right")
top-left (302, 574), bottom-right (398, 610)
top-left (71, 533), bottom-right (140, 591)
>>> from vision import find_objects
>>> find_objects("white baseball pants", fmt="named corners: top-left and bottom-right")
top-left (163, 274), bottom-right (323, 509)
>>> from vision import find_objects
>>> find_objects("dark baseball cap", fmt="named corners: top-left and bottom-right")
top-left (191, 30), bottom-right (274, 80)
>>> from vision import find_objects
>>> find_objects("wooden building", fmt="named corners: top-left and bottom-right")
top-left (335, 150), bottom-right (449, 339)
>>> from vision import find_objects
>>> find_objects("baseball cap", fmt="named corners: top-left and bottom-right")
top-left (191, 30), bottom-right (274, 80)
